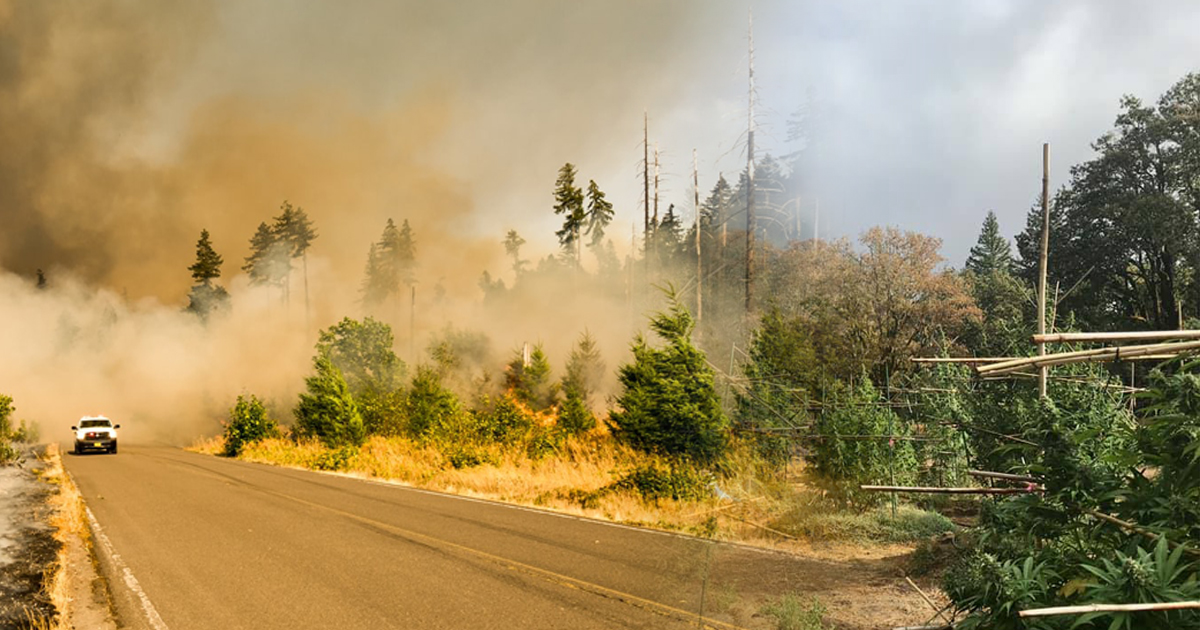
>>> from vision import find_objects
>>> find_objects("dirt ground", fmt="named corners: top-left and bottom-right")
top-left (0, 448), bottom-right (57, 629)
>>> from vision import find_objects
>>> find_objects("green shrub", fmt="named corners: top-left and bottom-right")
top-left (525, 425), bottom-right (562, 460)
top-left (0, 394), bottom-right (17, 464)
top-left (316, 317), bottom-right (403, 396)
top-left (609, 289), bottom-right (728, 463)
top-left (760, 594), bottom-right (828, 630)
top-left (472, 394), bottom-right (534, 444)
top-left (223, 394), bottom-right (279, 456)
top-left (312, 446), bottom-right (358, 471)
top-left (406, 365), bottom-right (463, 439)
top-left (611, 459), bottom-right (713, 503)
top-left (294, 356), bottom-right (366, 448)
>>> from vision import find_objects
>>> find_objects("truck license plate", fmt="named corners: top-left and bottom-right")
top-left (94, 442), bottom-right (103, 447)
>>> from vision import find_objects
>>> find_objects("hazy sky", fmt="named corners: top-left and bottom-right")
top-left (166, 0), bottom-right (1200, 265)
top-left (5, 0), bottom-right (1200, 292)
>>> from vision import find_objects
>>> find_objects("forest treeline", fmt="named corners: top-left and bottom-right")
top-left (181, 73), bottom-right (1200, 629)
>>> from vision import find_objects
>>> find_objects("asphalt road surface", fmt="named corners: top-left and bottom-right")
top-left (64, 445), bottom-right (844, 630)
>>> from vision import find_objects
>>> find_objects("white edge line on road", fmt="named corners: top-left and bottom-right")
top-left (83, 504), bottom-right (171, 630)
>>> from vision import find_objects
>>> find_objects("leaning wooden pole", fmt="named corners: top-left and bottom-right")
top-left (1021, 601), bottom-right (1200, 618)
top-left (744, 9), bottom-right (756, 315)
top-left (694, 149), bottom-right (703, 327)
top-left (1038, 143), bottom-right (1050, 398)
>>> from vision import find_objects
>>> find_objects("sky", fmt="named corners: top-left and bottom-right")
top-left (3, 0), bottom-right (1200, 296)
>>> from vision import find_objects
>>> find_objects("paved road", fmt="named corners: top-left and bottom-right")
top-left (64, 445), bottom-right (845, 630)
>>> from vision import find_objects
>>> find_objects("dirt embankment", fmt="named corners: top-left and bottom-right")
top-left (0, 447), bottom-right (58, 628)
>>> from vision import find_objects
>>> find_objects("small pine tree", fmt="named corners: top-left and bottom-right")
top-left (223, 394), bottom-right (278, 457)
top-left (294, 356), bottom-right (365, 448)
top-left (405, 365), bottom-right (462, 438)
top-left (559, 332), bottom-right (605, 434)
top-left (965, 211), bottom-right (1013, 275)
top-left (609, 289), bottom-right (728, 463)
top-left (507, 344), bottom-right (557, 412)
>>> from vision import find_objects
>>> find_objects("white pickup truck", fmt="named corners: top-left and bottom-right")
top-left (72, 416), bottom-right (120, 454)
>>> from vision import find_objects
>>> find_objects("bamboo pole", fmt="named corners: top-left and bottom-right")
top-left (860, 485), bottom-right (1042, 495)
top-left (694, 149), bottom-right (702, 328)
top-left (1020, 601), bottom-right (1200, 617)
top-left (968, 469), bottom-right (1038, 483)
top-left (1034, 330), bottom-right (1200, 344)
top-left (911, 357), bottom-right (1012, 364)
top-left (904, 577), bottom-right (953, 626)
top-left (1086, 510), bottom-right (1200, 558)
top-left (1038, 143), bottom-right (1050, 398)
top-left (976, 340), bottom-right (1200, 376)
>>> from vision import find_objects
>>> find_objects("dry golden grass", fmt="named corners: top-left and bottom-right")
top-left (35, 443), bottom-right (88, 630)
top-left (195, 432), bottom-right (725, 535)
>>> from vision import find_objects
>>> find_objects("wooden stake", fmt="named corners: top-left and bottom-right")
top-left (1021, 601), bottom-right (1200, 618)
top-left (1038, 142), bottom-right (1050, 398)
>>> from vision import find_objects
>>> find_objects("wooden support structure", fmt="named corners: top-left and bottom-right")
top-left (968, 469), bottom-right (1038, 483)
top-left (1034, 330), bottom-right (1200, 344)
top-left (860, 485), bottom-right (1042, 495)
top-left (976, 340), bottom-right (1200, 377)
top-left (1020, 601), bottom-right (1200, 617)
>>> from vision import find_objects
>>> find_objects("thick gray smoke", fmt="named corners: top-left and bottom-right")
top-left (0, 0), bottom-right (743, 442)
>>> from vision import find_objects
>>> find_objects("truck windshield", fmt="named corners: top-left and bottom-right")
top-left (80, 420), bottom-right (111, 428)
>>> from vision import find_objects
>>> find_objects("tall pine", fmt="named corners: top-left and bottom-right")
top-left (552, 163), bottom-right (586, 265)
top-left (966, 211), bottom-right (1013, 275)
top-left (186, 229), bottom-right (230, 319)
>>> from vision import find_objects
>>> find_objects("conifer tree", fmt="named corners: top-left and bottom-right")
top-left (189, 229), bottom-right (223, 285)
top-left (503, 230), bottom-right (528, 277)
top-left (377, 218), bottom-right (417, 299)
top-left (506, 344), bottom-right (557, 412)
top-left (609, 288), bottom-right (728, 463)
top-left (293, 355), bottom-right (365, 448)
top-left (966, 211), bottom-right (1013, 275)
top-left (186, 229), bottom-right (230, 320)
top-left (243, 222), bottom-right (289, 289)
top-left (272, 201), bottom-right (318, 313)
top-left (360, 243), bottom-right (387, 311)
top-left (585, 180), bottom-right (614, 250)
top-left (559, 331), bottom-right (605, 434)
top-left (552, 163), bottom-right (586, 265)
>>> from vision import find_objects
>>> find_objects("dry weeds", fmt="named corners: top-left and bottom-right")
top-left (35, 443), bottom-right (88, 630)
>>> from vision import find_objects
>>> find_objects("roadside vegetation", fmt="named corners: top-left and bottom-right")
top-left (187, 71), bottom-right (1200, 628)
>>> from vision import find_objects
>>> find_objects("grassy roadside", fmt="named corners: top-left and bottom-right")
top-left (190, 432), bottom-right (954, 553)
top-left (30, 444), bottom-right (86, 630)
